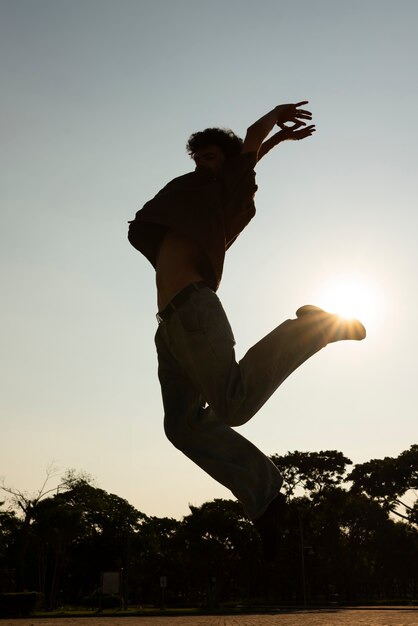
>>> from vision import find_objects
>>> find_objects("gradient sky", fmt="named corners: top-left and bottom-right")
top-left (1, 0), bottom-right (417, 520)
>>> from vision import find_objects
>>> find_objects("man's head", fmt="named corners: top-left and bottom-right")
top-left (186, 128), bottom-right (243, 173)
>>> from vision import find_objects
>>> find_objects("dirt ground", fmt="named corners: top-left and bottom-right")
top-left (1, 608), bottom-right (418, 626)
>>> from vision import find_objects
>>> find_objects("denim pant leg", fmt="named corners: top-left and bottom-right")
top-left (155, 290), bottom-right (283, 520)
top-left (230, 314), bottom-right (328, 426)
top-left (155, 287), bottom-right (327, 519)
top-left (160, 288), bottom-right (328, 426)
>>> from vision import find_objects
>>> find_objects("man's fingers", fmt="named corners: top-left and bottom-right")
top-left (294, 124), bottom-right (316, 139)
top-left (276, 100), bottom-right (313, 129)
top-left (278, 120), bottom-right (306, 130)
top-left (295, 103), bottom-right (312, 116)
top-left (276, 102), bottom-right (312, 125)
top-left (295, 110), bottom-right (312, 119)
top-left (294, 101), bottom-right (312, 119)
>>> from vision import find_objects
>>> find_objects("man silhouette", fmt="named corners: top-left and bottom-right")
top-left (128, 102), bottom-right (365, 561)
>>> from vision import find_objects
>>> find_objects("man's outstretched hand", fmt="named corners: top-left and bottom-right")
top-left (243, 100), bottom-right (315, 158)
top-left (275, 101), bottom-right (312, 130)
top-left (257, 122), bottom-right (315, 160)
top-left (277, 123), bottom-right (316, 141)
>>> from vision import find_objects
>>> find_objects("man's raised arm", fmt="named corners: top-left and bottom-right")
top-left (241, 101), bottom-right (313, 159)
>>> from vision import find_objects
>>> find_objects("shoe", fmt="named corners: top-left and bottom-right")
top-left (253, 493), bottom-right (286, 563)
top-left (296, 304), bottom-right (326, 317)
top-left (295, 304), bottom-right (366, 342)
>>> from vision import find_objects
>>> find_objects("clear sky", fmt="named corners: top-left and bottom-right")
top-left (1, 0), bottom-right (417, 520)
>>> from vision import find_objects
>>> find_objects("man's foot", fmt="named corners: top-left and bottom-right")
top-left (253, 493), bottom-right (286, 563)
top-left (295, 304), bottom-right (366, 342)
top-left (296, 304), bottom-right (325, 317)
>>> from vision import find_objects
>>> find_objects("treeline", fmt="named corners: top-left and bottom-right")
top-left (0, 446), bottom-right (417, 610)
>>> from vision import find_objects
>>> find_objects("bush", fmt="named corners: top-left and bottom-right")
top-left (0, 592), bottom-right (43, 617)
top-left (81, 591), bottom-right (122, 610)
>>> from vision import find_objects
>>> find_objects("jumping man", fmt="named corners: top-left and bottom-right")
top-left (128, 102), bottom-right (366, 561)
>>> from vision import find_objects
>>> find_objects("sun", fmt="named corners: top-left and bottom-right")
top-left (315, 273), bottom-right (382, 328)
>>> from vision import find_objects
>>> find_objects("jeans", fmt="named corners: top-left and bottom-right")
top-left (154, 285), bottom-right (327, 520)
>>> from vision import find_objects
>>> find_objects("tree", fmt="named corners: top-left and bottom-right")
top-left (45, 481), bottom-right (146, 608)
top-left (31, 495), bottom-right (82, 607)
top-left (0, 505), bottom-right (21, 591)
top-left (348, 445), bottom-right (418, 524)
top-left (130, 515), bottom-right (183, 606)
top-left (180, 499), bottom-right (260, 605)
top-left (270, 450), bottom-right (352, 499)
top-left (0, 469), bottom-right (145, 607)
top-left (0, 464), bottom-right (66, 591)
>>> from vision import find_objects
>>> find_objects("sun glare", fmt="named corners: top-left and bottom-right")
top-left (316, 273), bottom-right (382, 329)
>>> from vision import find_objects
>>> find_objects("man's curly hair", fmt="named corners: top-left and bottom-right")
top-left (186, 127), bottom-right (243, 159)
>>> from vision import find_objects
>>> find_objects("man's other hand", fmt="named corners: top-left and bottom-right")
top-left (275, 101), bottom-right (312, 129)
top-left (278, 124), bottom-right (316, 141)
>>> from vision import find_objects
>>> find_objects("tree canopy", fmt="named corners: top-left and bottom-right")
top-left (1, 446), bottom-right (417, 609)
top-left (348, 444), bottom-right (418, 524)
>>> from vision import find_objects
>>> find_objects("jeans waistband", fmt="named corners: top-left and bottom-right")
top-left (156, 281), bottom-right (208, 324)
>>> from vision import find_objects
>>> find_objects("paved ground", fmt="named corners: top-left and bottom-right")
top-left (2, 609), bottom-right (418, 626)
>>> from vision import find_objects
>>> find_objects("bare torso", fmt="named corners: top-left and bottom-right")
top-left (156, 231), bottom-right (205, 311)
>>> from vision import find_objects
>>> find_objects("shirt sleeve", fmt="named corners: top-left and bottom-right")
top-left (219, 152), bottom-right (258, 194)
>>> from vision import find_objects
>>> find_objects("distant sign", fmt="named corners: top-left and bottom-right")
top-left (102, 571), bottom-right (120, 594)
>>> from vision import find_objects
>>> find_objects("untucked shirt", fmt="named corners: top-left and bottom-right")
top-left (128, 151), bottom-right (258, 291)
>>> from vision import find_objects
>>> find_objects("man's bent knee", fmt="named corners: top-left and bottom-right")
top-left (163, 416), bottom-right (189, 450)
